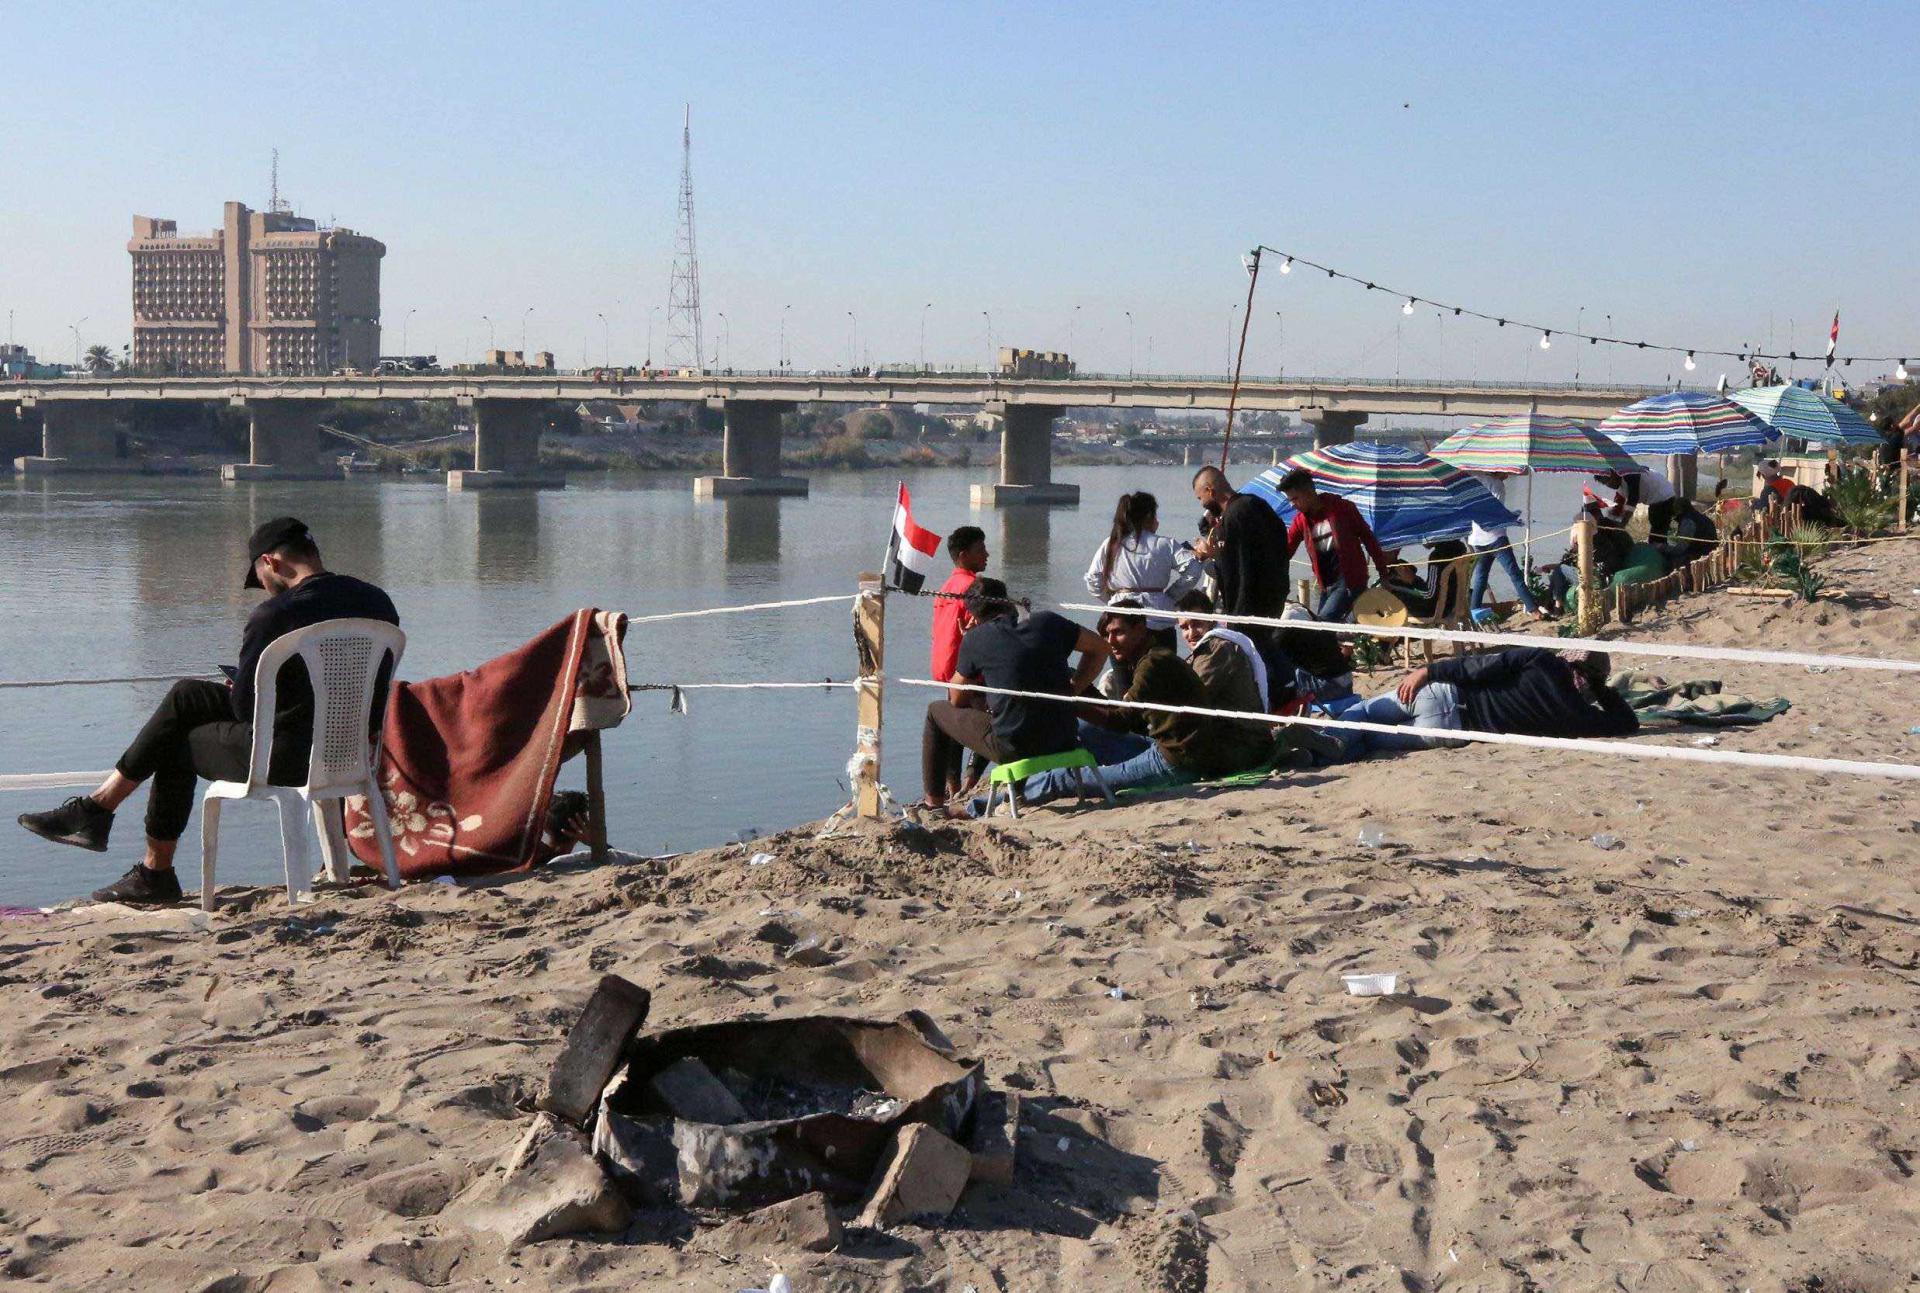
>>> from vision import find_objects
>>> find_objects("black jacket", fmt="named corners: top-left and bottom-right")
top-left (1427, 648), bottom-right (1638, 738)
top-left (233, 572), bottom-right (401, 746)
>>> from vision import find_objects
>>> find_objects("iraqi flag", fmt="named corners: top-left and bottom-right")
top-left (884, 482), bottom-right (942, 593)
top-left (1826, 310), bottom-right (1840, 365)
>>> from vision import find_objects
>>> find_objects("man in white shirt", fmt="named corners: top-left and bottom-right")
top-left (1594, 468), bottom-right (1679, 543)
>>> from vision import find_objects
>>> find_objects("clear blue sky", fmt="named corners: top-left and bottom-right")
top-left (3, 0), bottom-right (1912, 386)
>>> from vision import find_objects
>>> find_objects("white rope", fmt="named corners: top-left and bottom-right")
top-left (627, 593), bottom-right (858, 624)
top-left (0, 771), bottom-right (111, 792)
top-left (646, 680), bottom-right (859, 691)
top-left (0, 673), bottom-right (216, 691)
top-left (898, 677), bottom-right (1920, 783)
top-left (1058, 602), bottom-right (1920, 675)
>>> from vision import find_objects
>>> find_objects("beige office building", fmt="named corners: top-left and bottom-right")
top-left (129, 201), bottom-right (384, 375)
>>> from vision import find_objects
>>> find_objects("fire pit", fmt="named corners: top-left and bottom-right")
top-left (593, 1011), bottom-right (982, 1209)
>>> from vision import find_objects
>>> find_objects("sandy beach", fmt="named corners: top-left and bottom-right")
top-left (5, 537), bottom-right (1920, 1292)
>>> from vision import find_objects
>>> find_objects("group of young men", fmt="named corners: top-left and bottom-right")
top-left (919, 468), bottom-right (1640, 815)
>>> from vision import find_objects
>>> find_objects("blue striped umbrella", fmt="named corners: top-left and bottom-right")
top-left (1243, 440), bottom-right (1521, 550)
top-left (1598, 391), bottom-right (1775, 455)
top-left (1728, 385), bottom-right (1880, 446)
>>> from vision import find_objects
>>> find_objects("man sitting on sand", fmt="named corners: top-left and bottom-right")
top-left (1339, 647), bottom-right (1637, 751)
top-left (1002, 601), bottom-right (1273, 810)
top-left (921, 579), bottom-right (1108, 809)
top-left (16, 518), bottom-right (399, 906)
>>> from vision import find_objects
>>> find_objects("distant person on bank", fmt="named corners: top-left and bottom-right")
top-left (991, 601), bottom-right (1274, 811)
top-left (921, 579), bottom-right (1108, 809)
top-left (16, 518), bottom-right (399, 906)
top-left (1276, 468), bottom-right (1392, 623)
top-left (930, 525), bottom-right (989, 683)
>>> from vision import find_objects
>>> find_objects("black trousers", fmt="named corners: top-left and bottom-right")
top-left (114, 680), bottom-right (304, 842)
top-left (1646, 499), bottom-right (1678, 544)
top-left (921, 702), bottom-right (1014, 802)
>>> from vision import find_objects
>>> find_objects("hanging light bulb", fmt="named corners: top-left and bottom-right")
top-left (1402, 298), bottom-right (1415, 315)
top-left (1539, 332), bottom-right (1552, 350)
top-left (1278, 256), bottom-right (1293, 274)
top-left (1899, 359), bottom-right (1910, 381)
top-left (1683, 351), bottom-right (1696, 371)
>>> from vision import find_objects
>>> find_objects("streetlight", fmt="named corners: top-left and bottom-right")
top-left (481, 315), bottom-right (495, 358)
top-left (981, 310), bottom-right (993, 374)
top-left (1573, 306), bottom-right (1585, 385)
top-left (596, 312), bottom-right (609, 367)
top-left (70, 317), bottom-right (87, 369)
top-left (779, 304), bottom-right (792, 369)
top-left (1274, 310), bottom-right (1284, 381)
top-left (1605, 313), bottom-right (1614, 383)
top-left (846, 311), bottom-right (857, 370)
top-left (715, 312), bottom-right (728, 369)
top-left (920, 302), bottom-right (932, 371)
top-left (521, 307), bottom-right (534, 356)
top-left (402, 307), bottom-right (416, 356)
top-left (1067, 304), bottom-right (1081, 360)
top-left (646, 306), bottom-right (662, 368)
top-left (1125, 310), bottom-right (1134, 377)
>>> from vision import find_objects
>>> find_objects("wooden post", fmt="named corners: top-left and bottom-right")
top-left (583, 731), bottom-right (608, 865)
top-left (1574, 514), bottom-right (1598, 635)
top-left (1901, 449), bottom-right (1910, 534)
top-left (853, 572), bottom-right (887, 818)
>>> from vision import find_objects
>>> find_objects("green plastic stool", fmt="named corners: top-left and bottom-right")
top-left (983, 748), bottom-right (1114, 819)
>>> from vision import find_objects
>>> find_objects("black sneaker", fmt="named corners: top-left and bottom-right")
top-left (18, 796), bottom-right (113, 852)
top-left (90, 864), bottom-right (184, 907)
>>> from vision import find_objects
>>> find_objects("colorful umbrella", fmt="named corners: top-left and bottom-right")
top-left (1243, 440), bottom-right (1521, 551)
top-left (1428, 413), bottom-right (1641, 476)
top-left (1727, 384), bottom-right (1880, 446)
top-left (1597, 391), bottom-right (1775, 456)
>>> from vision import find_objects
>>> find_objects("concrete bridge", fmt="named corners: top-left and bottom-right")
top-left (4, 371), bottom-right (1670, 504)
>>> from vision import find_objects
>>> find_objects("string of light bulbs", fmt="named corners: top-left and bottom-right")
top-left (1252, 246), bottom-right (1913, 380)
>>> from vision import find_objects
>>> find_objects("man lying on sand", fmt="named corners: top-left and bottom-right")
top-left (1333, 647), bottom-right (1637, 753)
top-left (920, 579), bottom-right (1108, 809)
top-left (16, 518), bottom-right (399, 906)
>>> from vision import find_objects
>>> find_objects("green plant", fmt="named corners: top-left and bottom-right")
top-left (1826, 465), bottom-right (1895, 533)
top-left (1789, 565), bottom-right (1828, 603)
top-left (1350, 634), bottom-right (1393, 673)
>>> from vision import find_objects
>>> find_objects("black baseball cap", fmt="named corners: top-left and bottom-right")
top-left (243, 517), bottom-right (312, 589)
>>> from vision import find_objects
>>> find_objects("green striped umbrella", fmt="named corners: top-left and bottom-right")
top-left (1429, 413), bottom-right (1641, 476)
top-left (1728, 384), bottom-right (1880, 446)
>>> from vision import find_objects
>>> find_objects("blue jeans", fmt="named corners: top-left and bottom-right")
top-left (1341, 682), bottom-right (1467, 753)
top-left (1073, 718), bottom-right (1154, 767)
top-left (1315, 579), bottom-right (1355, 623)
top-left (1469, 541), bottom-right (1539, 613)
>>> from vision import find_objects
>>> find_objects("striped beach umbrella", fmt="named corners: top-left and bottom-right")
top-left (1428, 413), bottom-right (1642, 476)
top-left (1243, 440), bottom-right (1521, 550)
top-left (1728, 384), bottom-right (1880, 446)
top-left (1597, 391), bottom-right (1775, 455)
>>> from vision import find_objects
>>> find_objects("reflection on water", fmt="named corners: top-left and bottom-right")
top-left (0, 462), bottom-right (1594, 907)
top-left (721, 496), bottom-right (782, 566)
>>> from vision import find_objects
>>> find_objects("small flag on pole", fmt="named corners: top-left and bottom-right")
top-left (1826, 310), bottom-right (1840, 365)
top-left (884, 482), bottom-right (942, 593)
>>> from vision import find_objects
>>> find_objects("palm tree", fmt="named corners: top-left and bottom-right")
top-left (83, 344), bottom-right (115, 375)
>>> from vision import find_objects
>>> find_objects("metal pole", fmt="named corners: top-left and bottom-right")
top-left (919, 302), bottom-right (931, 371)
top-left (1218, 249), bottom-right (1262, 471)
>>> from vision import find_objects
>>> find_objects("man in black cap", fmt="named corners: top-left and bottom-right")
top-left (16, 517), bottom-right (398, 905)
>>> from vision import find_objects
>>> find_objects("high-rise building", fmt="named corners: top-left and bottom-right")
top-left (128, 201), bottom-right (384, 375)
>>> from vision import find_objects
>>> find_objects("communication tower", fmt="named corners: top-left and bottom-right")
top-left (664, 106), bottom-right (704, 372)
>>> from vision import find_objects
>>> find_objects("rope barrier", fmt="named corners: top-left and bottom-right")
top-left (626, 593), bottom-right (858, 624)
top-left (1058, 602), bottom-right (1920, 675)
top-left (0, 673), bottom-right (216, 691)
top-left (898, 678), bottom-right (1920, 784)
top-left (0, 771), bottom-right (112, 792)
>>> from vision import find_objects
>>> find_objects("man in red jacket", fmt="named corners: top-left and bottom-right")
top-left (1279, 468), bottom-right (1391, 622)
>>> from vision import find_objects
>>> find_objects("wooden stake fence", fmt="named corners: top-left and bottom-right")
top-left (853, 573), bottom-right (887, 818)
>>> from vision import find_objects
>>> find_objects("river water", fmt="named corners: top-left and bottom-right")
top-left (0, 463), bottom-right (1587, 908)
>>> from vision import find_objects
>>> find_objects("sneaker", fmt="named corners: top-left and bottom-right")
top-left (90, 864), bottom-right (184, 907)
top-left (18, 796), bottom-right (113, 852)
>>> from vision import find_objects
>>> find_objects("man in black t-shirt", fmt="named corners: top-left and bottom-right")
top-left (919, 578), bottom-right (1108, 808)
top-left (16, 517), bottom-right (399, 906)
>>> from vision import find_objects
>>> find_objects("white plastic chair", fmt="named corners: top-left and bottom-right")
top-left (201, 618), bottom-right (407, 911)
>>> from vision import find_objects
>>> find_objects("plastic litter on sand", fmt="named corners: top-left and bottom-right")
top-left (1342, 972), bottom-right (1399, 997)
top-left (748, 852), bottom-right (775, 867)
top-left (1591, 833), bottom-right (1624, 851)
top-left (1357, 826), bottom-right (1388, 849)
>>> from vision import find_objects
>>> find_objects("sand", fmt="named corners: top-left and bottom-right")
top-left (4, 538), bottom-right (1919, 1291)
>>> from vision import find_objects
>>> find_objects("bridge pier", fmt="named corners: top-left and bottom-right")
top-left (971, 404), bottom-right (1078, 507)
top-left (449, 399), bottom-right (564, 490)
top-left (223, 401), bottom-right (335, 481)
top-left (1303, 409), bottom-right (1368, 448)
top-left (15, 403), bottom-right (126, 476)
top-left (694, 400), bottom-right (807, 497)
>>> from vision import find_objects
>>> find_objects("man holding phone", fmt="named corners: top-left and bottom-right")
top-left (16, 517), bottom-right (398, 905)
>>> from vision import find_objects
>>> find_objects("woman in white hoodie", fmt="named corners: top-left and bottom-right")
top-left (1084, 491), bottom-right (1202, 652)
